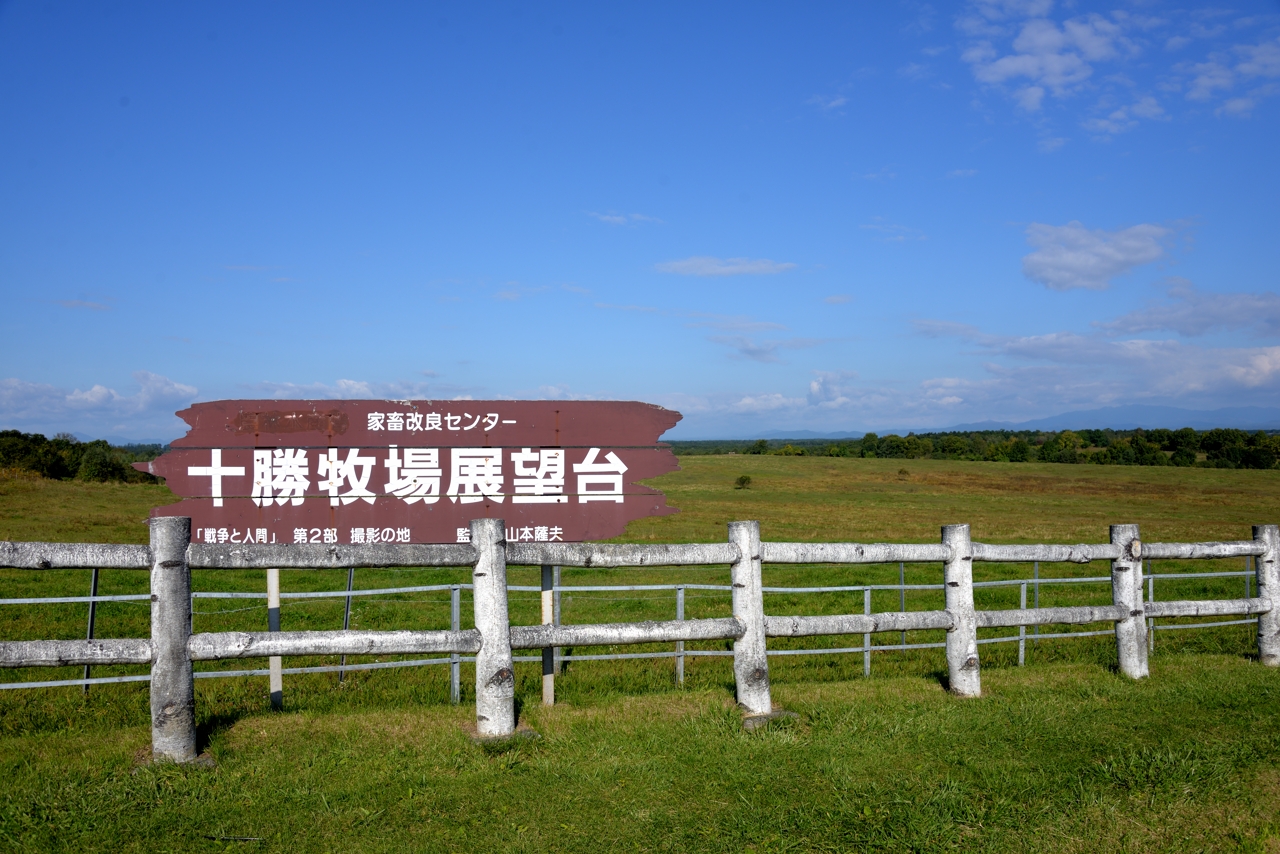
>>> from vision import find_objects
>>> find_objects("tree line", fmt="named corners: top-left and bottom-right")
top-left (670, 427), bottom-right (1280, 470)
top-left (0, 430), bottom-right (164, 483)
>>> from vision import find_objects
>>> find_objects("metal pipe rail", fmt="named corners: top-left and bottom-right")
top-left (1, 519), bottom-right (1277, 761)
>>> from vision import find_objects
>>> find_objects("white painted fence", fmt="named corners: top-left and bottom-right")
top-left (1, 518), bottom-right (1277, 762)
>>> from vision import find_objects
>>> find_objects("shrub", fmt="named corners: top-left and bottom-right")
top-left (76, 441), bottom-right (130, 482)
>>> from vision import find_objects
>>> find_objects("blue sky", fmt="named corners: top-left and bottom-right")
top-left (1, 0), bottom-right (1278, 441)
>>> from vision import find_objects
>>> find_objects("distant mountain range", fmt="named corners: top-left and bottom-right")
top-left (71, 432), bottom-right (171, 447)
top-left (687, 405), bottom-right (1280, 442)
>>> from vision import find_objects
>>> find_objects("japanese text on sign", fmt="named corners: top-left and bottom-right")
top-left (193, 447), bottom-right (629, 507)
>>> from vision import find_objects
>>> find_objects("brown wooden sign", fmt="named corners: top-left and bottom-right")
top-left (138, 400), bottom-right (682, 545)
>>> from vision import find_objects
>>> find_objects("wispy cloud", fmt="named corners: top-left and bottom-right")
top-left (860, 217), bottom-right (926, 242)
top-left (492, 283), bottom-right (549, 301)
top-left (708, 336), bottom-right (821, 363)
top-left (807, 94), bottom-right (848, 111)
top-left (594, 302), bottom-right (660, 313)
top-left (1097, 278), bottom-right (1280, 338)
top-left (56, 299), bottom-right (111, 311)
top-left (913, 317), bottom-right (1280, 404)
top-left (824, 294), bottom-right (852, 304)
top-left (655, 256), bottom-right (797, 276)
top-left (1022, 220), bottom-right (1169, 290)
top-left (587, 211), bottom-right (663, 226)
top-left (857, 167), bottom-right (897, 181)
top-left (687, 314), bottom-right (787, 333)
top-left (946, 169), bottom-right (978, 178)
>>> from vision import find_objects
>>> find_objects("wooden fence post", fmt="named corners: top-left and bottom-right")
top-left (943, 523), bottom-right (980, 697)
top-left (150, 516), bottom-right (197, 763)
top-left (729, 520), bottom-right (771, 716)
top-left (450, 584), bottom-right (461, 704)
top-left (82, 567), bottom-right (99, 694)
top-left (267, 567), bottom-right (282, 709)
top-left (675, 585), bottom-right (685, 685)
top-left (1255, 525), bottom-right (1280, 666)
top-left (1111, 524), bottom-right (1148, 679)
top-left (470, 518), bottom-right (515, 737)
top-left (541, 564), bottom-right (555, 706)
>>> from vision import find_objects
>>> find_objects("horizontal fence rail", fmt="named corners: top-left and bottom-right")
top-left (1, 518), bottom-right (1277, 761)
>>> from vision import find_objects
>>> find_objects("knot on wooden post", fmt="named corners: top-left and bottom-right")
top-left (485, 667), bottom-right (514, 689)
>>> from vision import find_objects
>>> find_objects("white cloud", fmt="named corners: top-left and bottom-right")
top-left (963, 13), bottom-right (1136, 104)
top-left (728, 393), bottom-right (806, 414)
top-left (1180, 37), bottom-right (1280, 109)
top-left (1083, 95), bottom-right (1168, 134)
top-left (1236, 38), bottom-right (1280, 78)
top-left (525, 384), bottom-right (606, 401)
top-left (1014, 85), bottom-right (1045, 110)
top-left (588, 211), bottom-right (663, 226)
top-left (958, 7), bottom-right (1280, 141)
top-left (1129, 95), bottom-right (1167, 119)
top-left (1098, 279), bottom-right (1280, 338)
top-left (244, 377), bottom-right (469, 400)
top-left (0, 371), bottom-right (198, 439)
top-left (946, 168), bottom-right (978, 178)
top-left (1187, 60), bottom-right (1234, 100)
top-left (1219, 96), bottom-right (1257, 116)
top-left (807, 370), bottom-right (860, 407)
top-left (824, 294), bottom-right (852, 304)
top-left (1022, 221), bottom-right (1170, 290)
top-left (655, 256), bottom-right (797, 276)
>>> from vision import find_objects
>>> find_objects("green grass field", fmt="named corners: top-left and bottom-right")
top-left (2, 457), bottom-right (1279, 852)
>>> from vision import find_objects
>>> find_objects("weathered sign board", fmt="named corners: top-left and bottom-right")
top-left (138, 400), bottom-right (682, 545)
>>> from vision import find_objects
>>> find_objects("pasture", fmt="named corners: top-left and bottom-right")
top-left (1, 457), bottom-right (1279, 852)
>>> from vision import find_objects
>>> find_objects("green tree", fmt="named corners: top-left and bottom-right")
top-left (859, 433), bottom-right (879, 458)
top-left (76, 441), bottom-right (130, 482)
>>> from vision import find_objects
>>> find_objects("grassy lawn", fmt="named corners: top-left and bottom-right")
top-left (1, 457), bottom-right (1278, 851)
